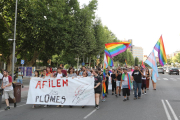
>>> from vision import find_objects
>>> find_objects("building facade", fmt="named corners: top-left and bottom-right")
top-left (132, 46), bottom-right (143, 61)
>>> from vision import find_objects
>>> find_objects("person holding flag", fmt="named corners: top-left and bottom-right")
top-left (121, 68), bottom-right (132, 101)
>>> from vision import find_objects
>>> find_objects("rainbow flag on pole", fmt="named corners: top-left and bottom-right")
top-left (105, 42), bottom-right (131, 58)
top-left (154, 35), bottom-right (167, 66)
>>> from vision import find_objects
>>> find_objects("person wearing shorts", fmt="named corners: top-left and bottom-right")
top-left (17, 68), bottom-right (23, 88)
top-left (121, 68), bottom-right (131, 101)
top-left (93, 69), bottom-right (101, 110)
top-left (116, 67), bottom-right (122, 97)
top-left (1, 70), bottom-right (16, 110)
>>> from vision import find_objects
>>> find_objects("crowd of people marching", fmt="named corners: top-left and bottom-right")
top-left (1, 64), bottom-right (156, 110)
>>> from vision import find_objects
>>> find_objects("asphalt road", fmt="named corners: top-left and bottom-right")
top-left (1, 73), bottom-right (180, 120)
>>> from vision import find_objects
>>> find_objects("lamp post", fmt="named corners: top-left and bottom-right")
top-left (11, 0), bottom-right (18, 80)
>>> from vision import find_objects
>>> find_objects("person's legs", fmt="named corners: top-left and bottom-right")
top-left (112, 82), bottom-right (114, 94)
top-left (146, 79), bottom-right (149, 89)
top-left (95, 93), bottom-right (100, 109)
top-left (17, 79), bottom-right (20, 83)
top-left (9, 90), bottom-right (16, 107)
top-left (141, 81), bottom-right (144, 94)
top-left (133, 81), bottom-right (137, 99)
top-left (116, 81), bottom-right (120, 97)
top-left (105, 81), bottom-right (108, 94)
top-left (137, 83), bottom-right (142, 98)
top-left (123, 88), bottom-right (127, 101)
top-left (127, 88), bottom-right (130, 100)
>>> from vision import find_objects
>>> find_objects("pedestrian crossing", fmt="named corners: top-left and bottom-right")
top-left (158, 78), bottom-right (179, 81)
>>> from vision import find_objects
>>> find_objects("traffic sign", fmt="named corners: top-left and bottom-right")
top-left (21, 60), bottom-right (25, 65)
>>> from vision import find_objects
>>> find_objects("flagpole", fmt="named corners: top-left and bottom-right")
top-left (145, 35), bottom-right (162, 61)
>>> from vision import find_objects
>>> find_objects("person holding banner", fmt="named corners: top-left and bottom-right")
top-left (67, 67), bottom-right (77, 77)
top-left (32, 70), bottom-right (39, 108)
top-left (93, 69), bottom-right (101, 110)
top-left (46, 66), bottom-right (53, 78)
top-left (41, 69), bottom-right (47, 78)
top-left (56, 67), bottom-right (66, 108)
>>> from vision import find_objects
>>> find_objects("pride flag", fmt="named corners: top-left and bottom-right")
top-left (125, 59), bottom-right (127, 66)
top-left (154, 35), bottom-right (167, 66)
top-left (142, 61), bottom-right (145, 68)
top-left (145, 50), bottom-right (159, 83)
top-left (105, 42), bottom-right (131, 58)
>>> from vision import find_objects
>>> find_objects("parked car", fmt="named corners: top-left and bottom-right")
top-left (169, 68), bottom-right (179, 75)
top-left (158, 67), bottom-right (164, 74)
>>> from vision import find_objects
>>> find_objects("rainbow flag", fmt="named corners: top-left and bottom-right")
top-left (105, 42), bottom-right (131, 58)
top-left (122, 73), bottom-right (132, 90)
top-left (154, 35), bottom-right (167, 66)
top-left (102, 54), bottom-right (107, 98)
top-left (125, 59), bottom-right (127, 66)
top-left (106, 55), bottom-right (114, 67)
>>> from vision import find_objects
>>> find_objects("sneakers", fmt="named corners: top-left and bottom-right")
top-left (102, 99), bottom-right (106, 102)
top-left (127, 97), bottom-right (129, 100)
top-left (115, 94), bottom-right (118, 98)
top-left (4, 106), bottom-right (10, 110)
top-left (145, 91), bottom-right (147, 94)
top-left (44, 105), bottom-right (48, 108)
top-left (123, 99), bottom-right (127, 101)
top-left (134, 97), bottom-right (137, 100)
top-left (14, 103), bottom-right (17, 107)
top-left (96, 105), bottom-right (100, 110)
top-left (138, 97), bottom-right (141, 99)
top-left (57, 105), bottom-right (60, 108)
top-left (119, 94), bottom-right (121, 96)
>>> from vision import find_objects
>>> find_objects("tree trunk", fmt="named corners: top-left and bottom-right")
top-left (89, 57), bottom-right (91, 68)
top-left (26, 51), bottom-right (39, 66)
top-left (77, 55), bottom-right (79, 69)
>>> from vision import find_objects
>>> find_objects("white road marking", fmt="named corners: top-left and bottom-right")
top-left (163, 78), bottom-right (168, 80)
top-left (170, 78), bottom-right (177, 81)
top-left (84, 109), bottom-right (96, 119)
top-left (166, 100), bottom-right (179, 120)
top-left (161, 100), bottom-right (172, 120)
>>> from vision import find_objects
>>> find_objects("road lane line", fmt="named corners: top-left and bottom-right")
top-left (84, 109), bottom-right (96, 119)
top-left (166, 100), bottom-right (179, 120)
top-left (163, 78), bottom-right (168, 80)
top-left (161, 100), bottom-right (172, 120)
top-left (170, 78), bottom-right (177, 81)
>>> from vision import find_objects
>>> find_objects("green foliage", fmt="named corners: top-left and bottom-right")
top-left (1, 0), bottom-right (124, 68)
top-left (113, 50), bottom-right (134, 66)
top-left (135, 57), bottom-right (139, 66)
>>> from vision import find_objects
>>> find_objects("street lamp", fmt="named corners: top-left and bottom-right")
top-left (10, 0), bottom-right (18, 81)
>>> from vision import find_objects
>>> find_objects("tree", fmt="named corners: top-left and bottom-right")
top-left (135, 57), bottom-right (139, 66)
top-left (167, 58), bottom-right (173, 65)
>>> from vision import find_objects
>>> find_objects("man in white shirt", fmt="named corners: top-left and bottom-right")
top-left (1, 70), bottom-right (16, 110)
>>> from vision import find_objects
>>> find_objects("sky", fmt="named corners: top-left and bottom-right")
top-left (78, 0), bottom-right (180, 56)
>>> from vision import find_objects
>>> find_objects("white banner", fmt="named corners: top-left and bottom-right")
top-left (26, 77), bottom-right (95, 106)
